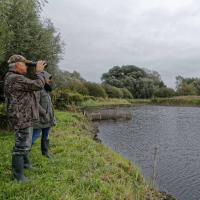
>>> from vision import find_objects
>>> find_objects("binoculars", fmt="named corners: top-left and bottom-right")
top-left (26, 61), bottom-right (48, 68)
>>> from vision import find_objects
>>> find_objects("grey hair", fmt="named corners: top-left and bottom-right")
top-left (8, 62), bottom-right (23, 68)
top-left (8, 63), bottom-right (16, 68)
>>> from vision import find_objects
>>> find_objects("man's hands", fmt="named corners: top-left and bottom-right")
top-left (34, 61), bottom-right (47, 73)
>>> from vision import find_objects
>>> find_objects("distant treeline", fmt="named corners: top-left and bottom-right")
top-left (58, 66), bottom-right (200, 100)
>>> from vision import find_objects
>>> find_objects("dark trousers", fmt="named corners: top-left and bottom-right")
top-left (32, 127), bottom-right (50, 143)
top-left (12, 127), bottom-right (33, 155)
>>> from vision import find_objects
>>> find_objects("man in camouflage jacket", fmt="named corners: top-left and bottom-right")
top-left (4, 55), bottom-right (46, 182)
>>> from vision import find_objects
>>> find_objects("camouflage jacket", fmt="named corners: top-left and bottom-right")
top-left (4, 70), bottom-right (45, 129)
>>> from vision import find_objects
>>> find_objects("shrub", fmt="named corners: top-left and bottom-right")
top-left (50, 90), bottom-right (61, 106)
top-left (120, 88), bottom-right (134, 99)
top-left (66, 82), bottom-right (89, 96)
top-left (50, 90), bottom-right (96, 108)
top-left (176, 85), bottom-right (198, 96)
top-left (83, 95), bottom-right (96, 101)
top-left (153, 87), bottom-right (175, 98)
top-left (60, 92), bottom-right (84, 105)
top-left (102, 84), bottom-right (124, 99)
top-left (85, 82), bottom-right (107, 98)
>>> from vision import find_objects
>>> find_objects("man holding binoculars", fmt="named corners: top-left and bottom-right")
top-left (4, 54), bottom-right (46, 182)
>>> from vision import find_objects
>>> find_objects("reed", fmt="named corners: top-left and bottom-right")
top-left (150, 97), bottom-right (200, 106)
top-left (128, 96), bottom-right (200, 107)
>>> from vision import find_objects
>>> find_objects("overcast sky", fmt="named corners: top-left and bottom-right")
top-left (42, 0), bottom-right (200, 88)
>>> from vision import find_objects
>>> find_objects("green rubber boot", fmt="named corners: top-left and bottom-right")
top-left (23, 152), bottom-right (35, 169)
top-left (41, 139), bottom-right (53, 158)
top-left (12, 154), bottom-right (31, 182)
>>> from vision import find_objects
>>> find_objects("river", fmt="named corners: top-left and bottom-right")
top-left (97, 105), bottom-right (200, 200)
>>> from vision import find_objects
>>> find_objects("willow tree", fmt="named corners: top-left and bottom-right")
top-left (101, 65), bottom-right (164, 99)
top-left (0, 0), bottom-right (65, 83)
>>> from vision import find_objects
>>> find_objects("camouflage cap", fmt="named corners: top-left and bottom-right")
top-left (8, 55), bottom-right (32, 64)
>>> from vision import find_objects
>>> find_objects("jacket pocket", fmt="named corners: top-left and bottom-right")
top-left (40, 103), bottom-right (50, 124)
top-left (40, 113), bottom-right (50, 124)
top-left (41, 102), bottom-right (48, 113)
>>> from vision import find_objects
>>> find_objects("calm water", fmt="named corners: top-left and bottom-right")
top-left (97, 105), bottom-right (200, 200)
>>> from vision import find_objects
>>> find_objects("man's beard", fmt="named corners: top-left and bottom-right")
top-left (44, 83), bottom-right (52, 92)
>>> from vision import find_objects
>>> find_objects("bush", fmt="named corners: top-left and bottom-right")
top-left (66, 82), bottom-right (89, 96)
top-left (50, 90), bottom-right (96, 108)
top-left (102, 84), bottom-right (123, 99)
top-left (176, 85), bottom-right (198, 96)
top-left (85, 82), bottom-right (107, 98)
top-left (153, 87), bottom-right (175, 98)
top-left (120, 88), bottom-right (134, 99)
top-left (83, 95), bottom-right (96, 101)
top-left (60, 92), bottom-right (84, 105)
top-left (50, 90), bottom-right (61, 106)
top-left (0, 103), bottom-right (10, 130)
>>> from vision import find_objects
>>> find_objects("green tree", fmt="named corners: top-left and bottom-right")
top-left (158, 81), bottom-right (166, 88)
top-left (85, 82), bottom-right (107, 98)
top-left (176, 85), bottom-right (198, 96)
top-left (175, 75), bottom-right (185, 89)
top-left (102, 84), bottom-right (124, 99)
top-left (153, 88), bottom-right (175, 98)
top-left (66, 82), bottom-right (89, 96)
top-left (175, 76), bottom-right (200, 96)
top-left (120, 88), bottom-right (133, 99)
top-left (101, 65), bottom-right (164, 99)
top-left (0, 0), bottom-right (65, 82)
top-left (192, 80), bottom-right (200, 95)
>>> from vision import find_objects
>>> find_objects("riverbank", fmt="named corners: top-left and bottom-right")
top-left (128, 96), bottom-right (200, 106)
top-left (81, 96), bottom-right (200, 108)
top-left (81, 97), bottom-right (131, 107)
top-left (0, 109), bottom-right (176, 199)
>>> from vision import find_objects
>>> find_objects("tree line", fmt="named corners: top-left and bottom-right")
top-left (101, 65), bottom-right (200, 98)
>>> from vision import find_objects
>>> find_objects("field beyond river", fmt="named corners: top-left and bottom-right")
top-left (79, 96), bottom-right (200, 108)
top-left (0, 110), bottom-right (175, 200)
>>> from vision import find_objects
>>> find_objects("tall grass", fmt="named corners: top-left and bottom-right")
top-left (150, 97), bottom-right (200, 106)
top-left (81, 98), bottom-right (131, 107)
top-left (127, 99), bottom-right (151, 104)
top-left (128, 96), bottom-right (200, 106)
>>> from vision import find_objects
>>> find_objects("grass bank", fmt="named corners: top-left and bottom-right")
top-left (0, 110), bottom-right (175, 199)
top-left (128, 96), bottom-right (200, 106)
top-left (81, 98), bottom-right (131, 107)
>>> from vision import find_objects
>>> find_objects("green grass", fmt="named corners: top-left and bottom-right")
top-left (127, 99), bottom-right (151, 105)
top-left (0, 110), bottom-right (174, 200)
top-left (81, 98), bottom-right (130, 107)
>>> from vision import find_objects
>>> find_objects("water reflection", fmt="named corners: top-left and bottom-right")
top-left (97, 105), bottom-right (200, 200)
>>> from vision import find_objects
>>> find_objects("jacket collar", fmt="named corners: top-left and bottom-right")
top-left (8, 71), bottom-right (25, 76)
